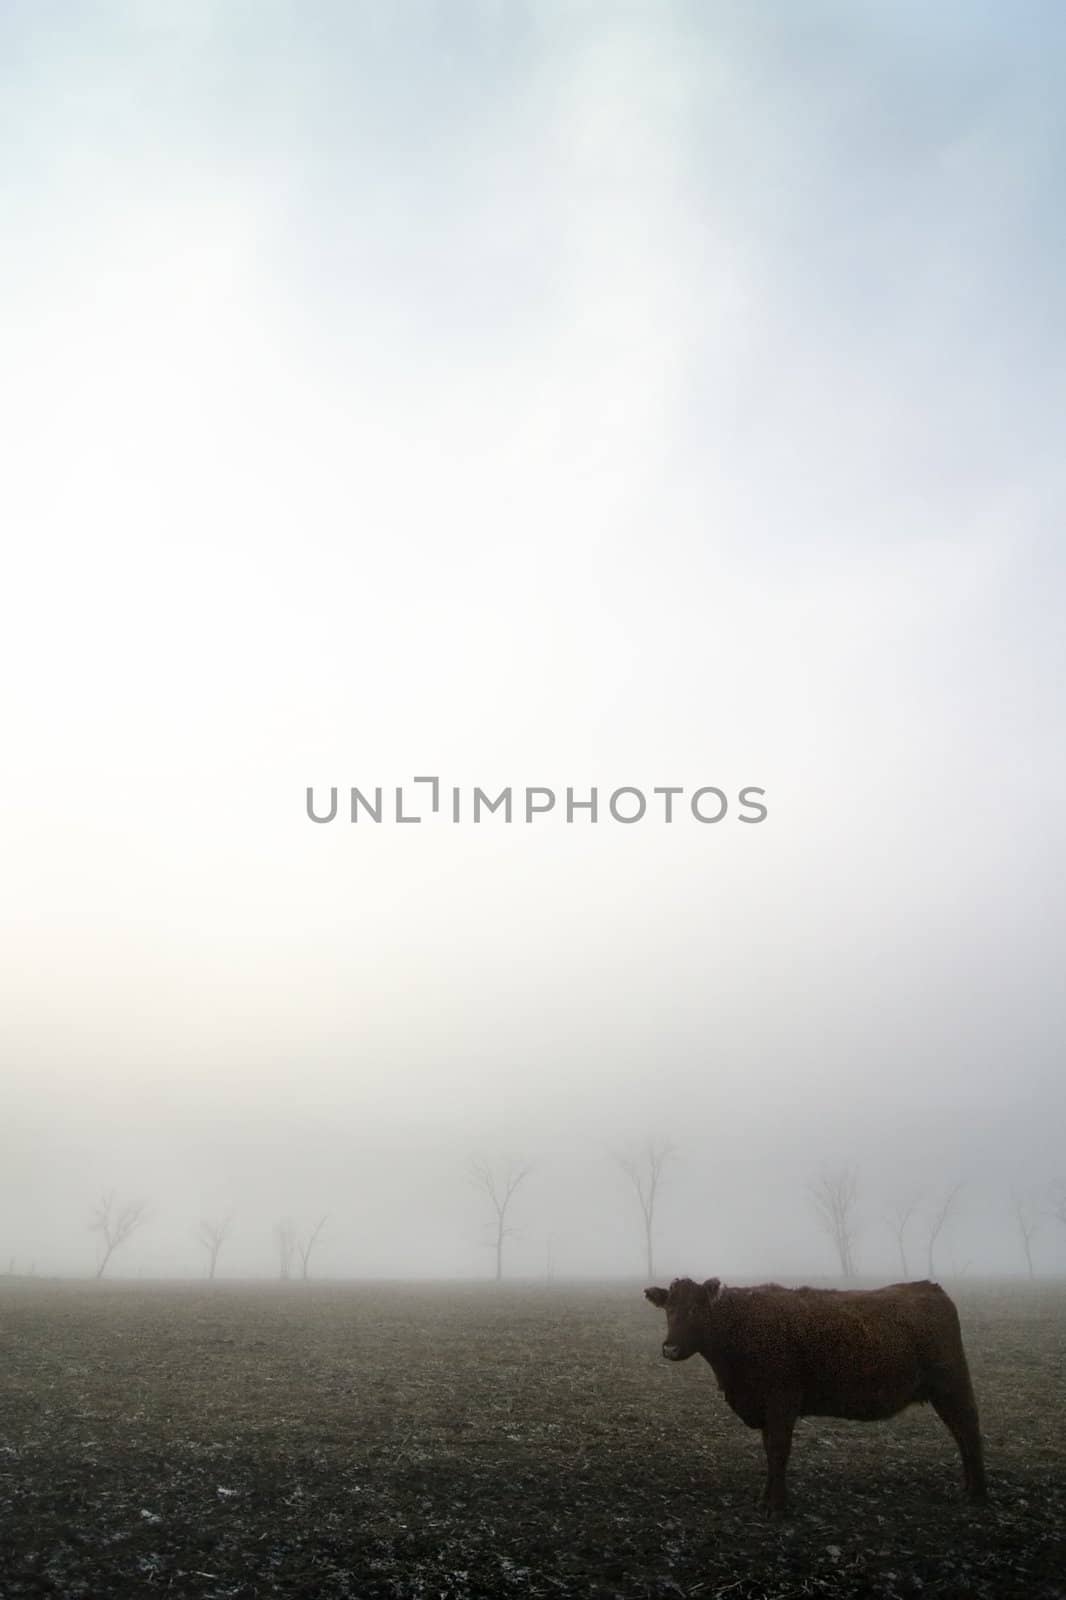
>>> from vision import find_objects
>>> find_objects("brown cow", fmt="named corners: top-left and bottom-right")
top-left (644, 1276), bottom-right (987, 1516)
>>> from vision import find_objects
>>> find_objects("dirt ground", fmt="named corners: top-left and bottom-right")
top-left (0, 1278), bottom-right (1062, 1598)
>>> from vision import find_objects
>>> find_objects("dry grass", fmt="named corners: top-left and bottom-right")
top-left (0, 1279), bottom-right (1063, 1597)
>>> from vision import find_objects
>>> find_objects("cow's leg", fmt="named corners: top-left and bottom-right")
top-left (929, 1386), bottom-right (987, 1503)
top-left (760, 1410), bottom-right (796, 1518)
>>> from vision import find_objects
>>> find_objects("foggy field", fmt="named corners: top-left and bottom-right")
top-left (6, 2), bottom-right (1066, 1595)
top-left (1, 1281), bottom-right (1063, 1599)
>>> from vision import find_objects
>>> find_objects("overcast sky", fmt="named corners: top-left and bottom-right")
top-left (2, 1), bottom-right (1064, 1280)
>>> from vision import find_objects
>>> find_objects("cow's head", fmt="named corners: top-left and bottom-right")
top-left (644, 1276), bottom-right (721, 1361)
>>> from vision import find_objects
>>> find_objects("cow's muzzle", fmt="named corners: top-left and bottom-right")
top-left (662, 1342), bottom-right (683, 1361)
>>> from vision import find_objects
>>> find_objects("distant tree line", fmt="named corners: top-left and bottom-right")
top-left (810, 1167), bottom-right (1053, 1282)
top-left (8, 1162), bottom-right (1062, 1282)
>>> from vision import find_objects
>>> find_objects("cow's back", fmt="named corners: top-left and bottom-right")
top-left (708, 1281), bottom-right (966, 1423)
top-left (847, 1281), bottom-right (966, 1363)
top-left (799, 1282), bottom-right (968, 1419)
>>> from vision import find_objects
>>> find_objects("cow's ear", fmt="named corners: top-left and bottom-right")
top-left (644, 1286), bottom-right (668, 1307)
top-left (703, 1277), bottom-right (721, 1301)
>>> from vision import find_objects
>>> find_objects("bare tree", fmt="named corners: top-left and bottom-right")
top-left (1011, 1190), bottom-right (1039, 1279)
top-left (195, 1215), bottom-right (233, 1280)
top-left (884, 1195), bottom-right (920, 1279)
top-left (90, 1191), bottom-right (147, 1279)
top-left (274, 1219), bottom-right (295, 1281)
top-left (470, 1157), bottom-right (531, 1281)
top-left (617, 1139), bottom-right (676, 1279)
top-left (296, 1215), bottom-right (328, 1281)
top-left (809, 1167), bottom-right (859, 1278)
top-left (925, 1180), bottom-right (964, 1279)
